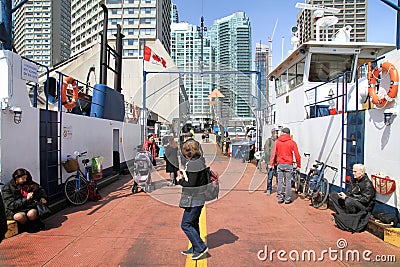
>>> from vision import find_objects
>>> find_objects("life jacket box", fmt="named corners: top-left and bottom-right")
top-left (384, 228), bottom-right (400, 248)
top-left (6, 220), bottom-right (18, 238)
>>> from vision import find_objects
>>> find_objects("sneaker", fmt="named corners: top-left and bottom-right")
top-left (278, 199), bottom-right (284, 204)
top-left (181, 247), bottom-right (194, 255)
top-left (285, 200), bottom-right (292, 204)
top-left (192, 247), bottom-right (208, 260)
top-left (266, 190), bottom-right (271, 195)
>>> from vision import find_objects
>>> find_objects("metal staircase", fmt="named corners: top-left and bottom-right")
top-left (339, 71), bottom-right (365, 191)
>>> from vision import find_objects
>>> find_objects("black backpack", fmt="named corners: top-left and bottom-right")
top-left (333, 211), bottom-right (370, 233)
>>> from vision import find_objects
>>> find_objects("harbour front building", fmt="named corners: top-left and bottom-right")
top-left (210, 12), bottom-right (252, 121)
top-left (170, 22), bottom-right (215, 129)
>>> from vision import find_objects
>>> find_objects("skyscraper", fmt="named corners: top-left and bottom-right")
top-left (170, 22), bottom-right (214, 124)
top-left (171, 3), bottom-right (178, 23)
top-left (13, 0), bottom-right (71, 67)
top-left (255, 43), bottom-right (268, 111)
top-left (70, 0), bottom-right (171, 57)
top-left (297, 0), bottom-right (367, 44)
top-left (210, 12), bottom-right (252, 119)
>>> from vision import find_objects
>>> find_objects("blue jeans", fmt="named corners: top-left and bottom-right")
top-left (181, 206), bottom-right (207, 253)
top-left (267, 166), bottom-right (277, 191)
top-left (277, 164), bottom-right (293, 202)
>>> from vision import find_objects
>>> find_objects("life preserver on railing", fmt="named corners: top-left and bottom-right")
top-left (61, 76), bottom-right (78, 109)
top-left (368, 61), bottom-right (399, 108)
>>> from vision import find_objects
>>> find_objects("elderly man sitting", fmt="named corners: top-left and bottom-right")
top-left (330, 163), bottom-right (375, 232)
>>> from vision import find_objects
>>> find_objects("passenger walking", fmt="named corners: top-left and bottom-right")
top-left (2, 168), bottom-right (47, 232)
top-left (142, 134), bottom-right (159, 166)
top-left (180, 132), bottom-right (204, 166)
top-left (164, 136), bottom-right (179, 186)
top-left (269, 127), bottom-right (301, 204)
top-left (177, 139), bottom-right (209, 260)
top-left (263, 128), bottom-right (279, 195)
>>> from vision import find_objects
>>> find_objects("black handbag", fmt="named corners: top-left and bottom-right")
top-left (36, 202), bottom-right (51, 218)
top-left (179, 192), bottom-right (193, 208)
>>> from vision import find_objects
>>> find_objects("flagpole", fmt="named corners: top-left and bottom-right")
top-left (142, 40), bottom-right (147, 144)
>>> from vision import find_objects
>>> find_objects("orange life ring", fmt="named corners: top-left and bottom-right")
top-left (62, 76), bottom-right (78, 109)
top-left (368, 61), bottom-right (399, 108)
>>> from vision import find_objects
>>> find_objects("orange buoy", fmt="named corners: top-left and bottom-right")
top-left (61, 76), bottom-right (78, 109)
top-left (368, 61), bottom-right (399, 108)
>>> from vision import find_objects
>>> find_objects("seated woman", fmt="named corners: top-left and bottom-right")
top-left (2, 168), bottom-right (47, 232)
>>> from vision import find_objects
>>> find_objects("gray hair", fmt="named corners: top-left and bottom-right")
top-left (353, 163), bottom-right (365, 173)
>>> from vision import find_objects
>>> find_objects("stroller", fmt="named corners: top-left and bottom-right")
top-left (132, 151), bottom-right (153, 193)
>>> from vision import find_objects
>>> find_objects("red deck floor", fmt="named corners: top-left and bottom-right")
top-left (1, 136), bottom-right (399, 266)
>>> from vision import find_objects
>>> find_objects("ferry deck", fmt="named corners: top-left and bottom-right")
top-left (1, 134), bottom-right (400, 266)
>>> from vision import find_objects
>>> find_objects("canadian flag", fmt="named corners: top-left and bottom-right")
top-left (143, 45), bottom-right (167, 68)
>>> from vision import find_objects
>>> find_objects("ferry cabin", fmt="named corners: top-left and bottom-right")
top-left (266, 41), bottom-right (399, 212)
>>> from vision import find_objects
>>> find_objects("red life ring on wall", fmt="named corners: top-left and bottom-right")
top-left (368, 61), bottom-right (399, 108)
top-left (61, 76), bottom-right (78, 109)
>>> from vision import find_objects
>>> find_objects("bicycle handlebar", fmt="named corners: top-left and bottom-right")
top-left (315, 160), bottom-right (338, 172)
top-left (304, 153), bottom-right (310, 157)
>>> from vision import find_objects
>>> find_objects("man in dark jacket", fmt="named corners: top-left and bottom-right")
top-left (269, 127), bottom-right (301, 204)
top-left (330, 164), bottom-right (375, 214)
top-left (330, 164), bottom-right (375, 232)
top-left (263, 128), bottom-right (279, 195)
top-left (1, 186), bottom-right (8, 243)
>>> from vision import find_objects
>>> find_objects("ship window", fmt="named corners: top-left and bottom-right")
top-left (309, 53), bottom-right (354, 83)
top-left (287, 58), bottom-right (305, 91)
top-left (275, 71), bottom-right (288, 96)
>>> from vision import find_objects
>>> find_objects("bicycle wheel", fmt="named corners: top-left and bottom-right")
top-left (311, 177), bottom-right (330, 208)
top-left (302, 176), bottom-right (311, 197)
top-left (294, 170), bottom-right (302, 193)
top-left (64, 175), bottom-right (90, 205)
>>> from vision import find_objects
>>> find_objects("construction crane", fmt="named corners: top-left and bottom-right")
top-left (295, 2), bottom-right (341, 41)
top-left (267, 18), bottom-right (278, 74)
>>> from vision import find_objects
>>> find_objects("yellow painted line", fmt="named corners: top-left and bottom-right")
top-left (185, 206), bottom-right (208, 267)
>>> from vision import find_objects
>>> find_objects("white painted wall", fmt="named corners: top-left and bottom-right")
top-left (1, 51), bottom-right (41, 184)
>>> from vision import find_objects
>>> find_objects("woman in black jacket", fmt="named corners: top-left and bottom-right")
top-left (2, 168), bottom-right (47, 232)
top-left (178, 139), bottom-right (209, 260)
top-left (164, 136), bottom-right (179, 186)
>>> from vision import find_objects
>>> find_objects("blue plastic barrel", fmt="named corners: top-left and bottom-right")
top-left (90, 84), bottom-right (106, 118)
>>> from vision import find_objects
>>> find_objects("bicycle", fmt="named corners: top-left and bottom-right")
top-left (63, 151), bottom-right (99, 205)
top-left (294, 153), bottom-right (310, 194)
top-left (302, 160), bottom-right (338, 208)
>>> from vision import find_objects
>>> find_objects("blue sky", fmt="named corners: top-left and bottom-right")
top-left (172, 0), bottom-right (397, 68)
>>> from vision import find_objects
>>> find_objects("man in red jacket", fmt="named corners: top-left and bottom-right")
top-left (269, 127), bottom-right (301, 204)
